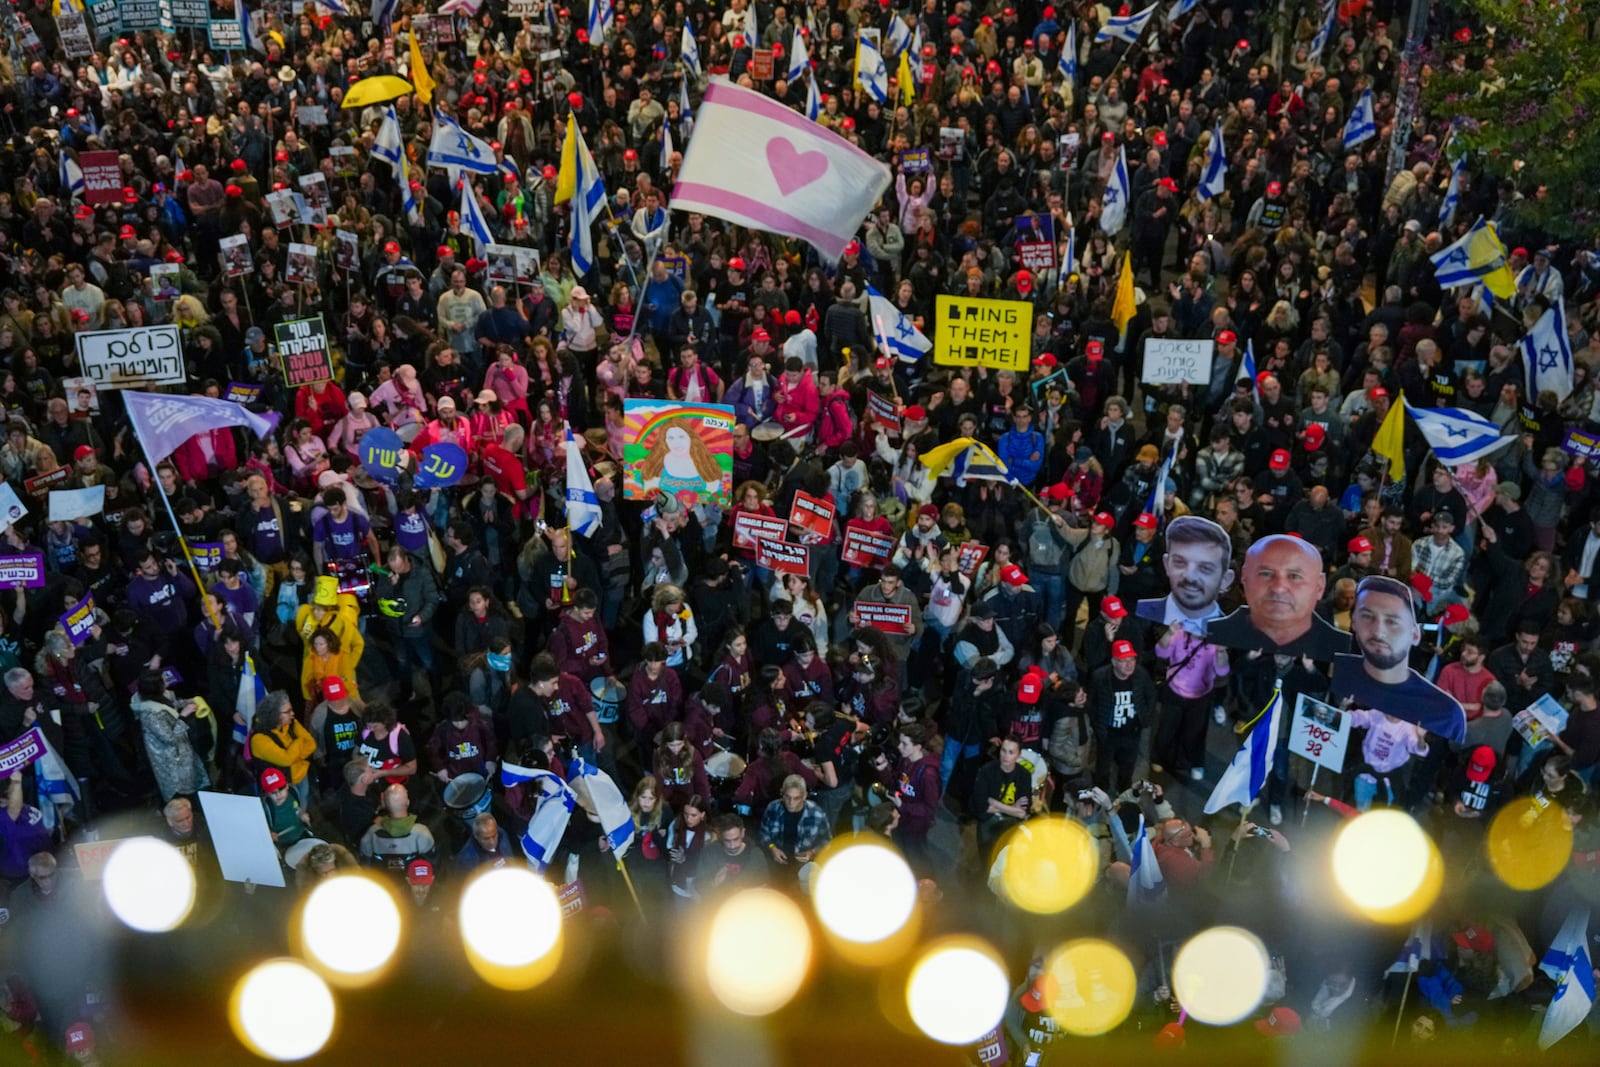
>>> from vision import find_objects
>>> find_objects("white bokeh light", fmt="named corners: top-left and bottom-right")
top-left (301, 875), bottom-right (402, 978)
top-left (102, 836), bottom-right (195, 933)
top-left (459, 867), bottom-right (561, 968)
top-left (813, 841), bottom-right (916, 943)
top-left (230, 959), bottom-right (336, 1061)
top-left (906, 941), bottom-right (1009, 1045)
top-left (705, 888), bottom-right (812, 1015)
top-left (1332, 810), bottom-right (1433, 916)
top-left (1172, 927), bottom-right (1270, 1025)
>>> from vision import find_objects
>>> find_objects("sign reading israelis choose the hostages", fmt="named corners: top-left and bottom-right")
top-left (933, 295), bottom-right (1032, 372)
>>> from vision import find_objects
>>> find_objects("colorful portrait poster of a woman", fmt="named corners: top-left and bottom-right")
top-left (622, 400), bottom-right (736, 507)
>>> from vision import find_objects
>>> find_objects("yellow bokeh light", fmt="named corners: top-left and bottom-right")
top-left (1488, 796), bottom-right (1573, 891)
top-left (229, 959), bottom-right (336, 1061)
top-left (994, 817), bottom-right (1099, 914)
top-left (1041, 939), bottom-right (1137, 1036)
top-left (458, 867), bottom-right (563, 989)
top-left (102, 837), bottom-right (196, 933)
top-left (1330, 810), bottom-right (1442, 923)
top-left (813, 838), bottom-right (917, 944)
top-left (906, 939), bottom-right (1009, 1045)
top-left (300, 875), bottom-right (402, 983)
top-left (1172, 927), bottom-right (1269, 1025)
top-left (704, 888), bottom-right (812, 1015)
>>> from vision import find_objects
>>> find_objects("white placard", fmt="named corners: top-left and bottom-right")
top-left (74, 325), bottom-right (185, 390)
top-left (49, 486), bottom-right (106, 522)
top-left (197, 790), bottom-right (286, 888)
top-left (0, 484), bottom-right (27, 532)
top-left (1288, 693), bottom-right (1351, 773)
top-left (1142, 338), bottom-right (1214, 385)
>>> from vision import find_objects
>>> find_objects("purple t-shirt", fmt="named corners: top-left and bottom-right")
top-left (313, 510), bottom-right (372, 561)
top-left (393, 509), bottom-right (430, 556)
top-left (0, 804), bottom-right (52, 880)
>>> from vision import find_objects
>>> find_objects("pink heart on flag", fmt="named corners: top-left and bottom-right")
top-left (766, 138), bottom-right (829, 195)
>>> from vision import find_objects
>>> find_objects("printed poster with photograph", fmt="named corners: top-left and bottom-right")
top-left (334, 229), bottom-right (360, 271)
top-left (285, 243), bottom-right (319, 286)
top-left (150, 263), bottom-right (181, 302)
top-left (486, 244), bottom-right (521, 285)
top-left (220, 234), bottom-right (254, 277)
top-left (264, 188), bottom-right (297, 228)
top-left (298, 172), bottom-right (331, 227)
top-left (61, 377), bottom-right (100, 414)
top-left (622, 400), bottom-right (735, 507)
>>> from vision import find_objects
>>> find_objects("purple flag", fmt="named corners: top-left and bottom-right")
top-left (123, 390), bottom-right (281, 463)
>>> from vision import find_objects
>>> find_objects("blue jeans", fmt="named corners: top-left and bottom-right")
top-left (941, 740), bottom-right (982, 788)
top-left (1033, 571), bottom-right (1066, 630)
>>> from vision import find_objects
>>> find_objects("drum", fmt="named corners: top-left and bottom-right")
top-left (590, 677), bottom-right (623, 725)
top-left (443, 773), bottom-right (493, 823)
top-left (751, 419), bottom-right (784, 442)
top-left (705, 749), bottom-right (747, 812)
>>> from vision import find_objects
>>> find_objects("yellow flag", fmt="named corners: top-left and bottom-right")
top-left (898, 51), bottom-right (915, 106)
top-left (1468, 222), bottom-right (1517, 300)
top-left (918, 436), bottom-right (977, 479)
top-left (1372, 393), bottom-right (1407, 482)
top-left (408, 29), bottom-right (435, 105)
top-left (554, 113), bottom-right (579, 205)
top-left (1110, 249), bottom-right (1137, 338)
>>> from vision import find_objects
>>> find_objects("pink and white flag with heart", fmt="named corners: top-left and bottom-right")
top-left (671, 78), bottom-right (891, 261)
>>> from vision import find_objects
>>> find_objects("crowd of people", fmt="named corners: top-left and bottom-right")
top-left (0, 0), bottom-right (1598, 1060)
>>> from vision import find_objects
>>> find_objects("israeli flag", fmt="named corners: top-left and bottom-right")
top-left (398, 150), bottom-right (420, 225)
top-left (1438, 154), bottom-right (1466, 229)
top-left (1385, 921), bottom-right (1435, 974)
top-left (1538, 910), bottom-right (1595, 1050)
top-left (242, 1), bottom-right (268, 52)
top-left (1430, 215), bottom-right (1491, 289)
top-left (567, 124), bottom-right (607, 276)
top-left (1095, 3), bottom-right (1156, 44)
top-left (1204, 686), bottom-right (1282, 813)
top-left (788, 26), bottom-right (809, 82)
top-left (1058, 224), bottom-right (1076, 289)
top-left (1308, 0), bottom-right (1337, 63)
top-left (34, 729), bottom-right (81, 833)
top-left (569, 754), bottom-right (635, 858)
top-left (1058, 22), bottom-right (1077, 82)
top-left (1241, 338), bottom-right (1259, 394)
top-left (1408, 406), bottom-right (1515, 465)
top-left (59, 153), bottom-right (84, 201)
top-left (1167, 0), bottom-right (1202, 20)
top-left (659, 118), bottom-right (673, 162)
top-left (1144, 440), bottom-right (1177, 516)
top-left (588, 0), bottom-right (613, 45)
top-left (910, 25), bottom-right (925, 81)
top-left (501, 762), bottom-right (576, 872)
top-left (858, 32), bottom-right (889, 104)
top-left (742, 1), bottom-right (758, 47)
top-left (867, 284), bottom-right (931, 363)
top-left (1127, 815), bottom-right (1166, 904)
top-left (1099, 146), bottom-right (1130, 235)
top-left (805, 73), bottom-right (821, 121)
top-left (372, 105), bottom-right (404, 170)
top-left (682, 18), bottom-right (702, 80)
top-left (564, 425), bottom-right (603, 535)
top-left (679, 74), bottom-right (696, 138)
top-left (1197, 122), bottom-right (1227, 201)
top-left (885, 14), bottom-right (913, 57)
top-left (1519, 300), bottom-right (1576, 402)
top-left (428, 108), bottom-right (499, 174)
top-left (458, 181), bottom-right (493, 255)
top-left (1343, 88), bottom-right (1376, 149)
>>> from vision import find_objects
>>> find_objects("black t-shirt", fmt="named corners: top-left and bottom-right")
top-left (969, 760), bottom-right (1032, 818)
top-left (1331, 654), bottom-right (1467, 745)
top-left (357, 726), bottom-right (417, 779)
top-left (322, 709), bottom-right (362, 766)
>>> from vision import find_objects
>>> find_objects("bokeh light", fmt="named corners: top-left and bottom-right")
top-left (1172, 927), bottom-right (1270, 1025)
top-left (994, 816), bottom-right (1099, 914)
top-left (906, 939), bottom-right (1009, 1045)
top-left (229, 959), bottom-right (336, 1061)
top-left (459, 867), bottom-right (563, 989)
top-left (101, 836), bottom-right (195, 933)
top-left (1488, 796), bottom-right (1573, 890)
top-left (813, 838), bottom-right (917, 943)
top-left (1041, 939), bottom-right (1138, 1036)
top-left (704, 888), bottom-right (812, 1015)
top-left (300, 875), bottom-right (402, 982)
top-left (1330, 809), bottom-right (1442, 922)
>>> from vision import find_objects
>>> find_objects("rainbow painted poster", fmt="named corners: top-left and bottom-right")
top-left (622, 400), bottom-right (736, 507)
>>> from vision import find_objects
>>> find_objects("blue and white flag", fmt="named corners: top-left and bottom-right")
top-left (1343, 88), bottom-right (1376, 149)
top-left (568, 755), bottom-right (635, 858)
top-left (1241, 338), bottom-right (1259, 395)
top-left (788, 26), bottom-right (809, 81)
top-left (885, 13), bottom-right (913, 56)
top-left (1430, 215), bottom-right (1493, 289)
top-left (1058, 224), bottom-right (1076, 289)
top-left (587, 0), bottom-right (613, 46)
top-left (1307, 0), bottom-right (1337, 64)
top-left (1127, 815), bottom-right (1166, 904)
top-left (857, 32), bottom-right (889, 104)
top-left (501, 762), bottom-right (576, 872)
top-left (1385, 920), bottom-right (1435, 974)
top-left (1095, 3), bottom-right (1157, 43)
top-left (241, 1), bottom-right (268, 52)
top-left (1167, 0), bottom-right (1202, 20)
top-left (319, 0), bottom-right (349, 14)
top-left (566, 122), bottom-right (607, 276)
top-left (372, 105), bottom-right (404, 170)
top-left (1538, 910), bottom-right (1595, 1050)
top-left (428, 109), bottom-right (500, 174)
top-left (805, 73), bottom-right (821, 121)
top-left (1100, 146), bottom-right (1130, 235)
top-left (1520, 300), bottom-right (1575, 402)
top-left (910, 24), bottom-right (925, 81)
top-left (1058, 22), bottom-right (1077, 83)
top-left (1204, 686), bottom-right (1282, 813)
top-left (678, 74), bottom-right (695, 138)
top-left (33, 729), bottom-right (80, 833)
top-left (1197, 123), bottom-right (1228, 201)
top-left (659, 118), bottom-right (674, 163)
top-left (1438, 154), bottom-right (1466, 229)
top-left (458, 181), bottom-right (493, 255)
top-left (59, 153), bottom-right (84, 201)
top-left (398, 150), bottom-right (420, 225)
top-left (1408, 406), bottom-right (1515, 466)
top-left (681, 18), bottom-right (702, 80)
top-left (1144, 440), bottom-right (1177, 516)
top-left (743, 2), bottom-right (758, 47)
top-left (370, 0), bottom-right (397, 36)
top-left (564, 425), bottom-right (603, 536)
top-left (867, 284), bottom-right (931, 364)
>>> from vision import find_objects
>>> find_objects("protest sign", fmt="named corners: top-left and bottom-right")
top-left (208, 17), bottom-right (244, 48)
top-left (24, 467), bottom-right (72, 496)
top-left (866, 391), bottom-right (901, 433)
top-left (58, 9), bottom-right (94, 57)
top-left (0, 728), bottom-right (48, 778)
top-left (933, 295), bottom-right (1031, 372)
top-left (788, 491), bottom-right (837, 538)
top-left (285, 242), bottom-right (319, 284)
top-left (956, 541), bottom-right (989, 577)
top-left (48, 486), bottom-right (106, 522)
top-left (855, 600), bottom-right (914, 634)
top-left (220, 234), bottom-right (254, 277)
top-left (225, 382), bottom-right (263, 404)
top-left (170, 0), bottom-right (208, 26)
top-left (841, 526), bottom-right (895, 569)
top-left (61, 377), bottom-right (99, 413)
top-left (335, 230), bottom-right (360, 271)
top-left (622, 400), bottom-right (735, 506)
top-left (899, 147), bottom-right (931, 173)
top-left (0, 554), bottom-right (47, 588)
top-left (414, 443), bottom-right (469, 489)
top-left (1014, 214), bottom-right (1057, 274)
top-left (733, 511), bottom-right (788, 551)
top-left (72, 838), bottom-right (131, 880)
top-left (1142, 339), bottom-right (1215, 385)
top-left (61, 593), bottom-right (97, 646)
top-left (1561, 426), bottom-right (1600, 460)
top-left (189, 542), bottom-right (225, 570)
top-left (275, 316), bottom-right (334, 387)
top-left (1288, 694), bottom-right (1351, 773)
top-left (359, 427), bottom-right (407, 484)
top-left (80, 150), bottom-right (125, 205)
top-left (75, 325), bottom-right (185, 389)
top-left (1513, 693), bottom-right (1569, 748)
top-left (198, 791), bottom-right (286, 888)
top-left (750, 48), bottom-right (774, 79)
top-left (756, 539), bottom-right (811, 576)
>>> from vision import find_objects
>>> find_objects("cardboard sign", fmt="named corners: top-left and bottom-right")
top-left (1562, 426), bottom-right (1600, 460)
top-left (359, 427), bottom-right (408, 484)
top-left (0, 553), bottom-right (47, 588)
top-left (61, 593), bottom-right (96, 646)
top-left (751, 47), bottom-right (774, 79)
top-left (169, 0), bottom-right (209, 26)
top-left (48, 486), bottom-right (106, 522)
top-left (733, 511), bottom-right (788, 551)
top-left (208, 17), bottom-right (245, 48)
top-left (198, 790), bottom-right (286, 888)
top-left (0, 727), bottom-right (48, 777)
top-left (189, 542), bottom-right (225, 570)
top-left (72, 837), bottom-right (131, 880)
top-left (58, 9), bottom-right (94, 58)
top-left (276, 316), bottom-right (334, 387)
top-left (788, 491), bottom-right (836, 538)
top-left (24, 466), bottom-right (72, 496)
top-left (956, 541), bottom-right (989, 577)
top-left (899, 147), bottom-right (931, 173)
top-left (855, 600), bottom-right (914, 634)
top-left (220, 234), bottom-right (254, 277)
top-left (841, 526), bottom-right (895, 569)
top-left (80, 150), bottom-right (124, 205)
top-left (1014, 213), bottom-right (1057, 274)
top-left (1287, 694), bottom-right (1351, 773)
top-left (756, 539), bottom-right (811, 576)
top-left (866, 390), bottom-right (901, 433)
top-left (933, 295), bottom-right (1031, 372)
top-left (1142, 338), bottom-right (1215, 385)
top-left (225, 382), bottom-right (263, 404)
top-left (557, 879), bottom-right (585, 916)
top-left (76, 325), bottom-right (185, 389)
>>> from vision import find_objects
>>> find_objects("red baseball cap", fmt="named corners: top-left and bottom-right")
top-left (1152, 129), bottom-right (1168, 146)
top-left (1036, 353), bottom-right (1058, 368)
top-left (728, 256), bottom-right (746, 271)
top-left (1158, 177), bottom-right (1178, 192)
top-left (1111, 639), bottom-right (1137, 660)
top-left (1017, 670), bottom-right (1046, 705)
top-left (1269, 449), bottom-right (1290, 470)
top-left (1085, 339), bottom-right (1104, 359)
top-left (1409, 572), bottom-right (1434, 601)
top-left (750, 328), bottom-right (770, 343)
top-left (1454, 925), bottom-right (1496, 952)
top-left (1017, 273), bottom-right (1033, 293)
top-left (903, 404), bottom-right (927, 420)
top-left (260, 767), bottom-right (288, 793)
top-left (1000, 563), bottom-right (1028, 586)
top-left (1301, 423), bottom-right (1325, 451)
top-left (1134, 512), bottom-right (1158, 530)
top-left (1465, 746), bottom-right (1497, 783)
top-left (1094, 512), bottom-right (1116, 528)
top-left (1217, 329), bottom-right (1237, 345)
top-left (1370, 386), bottom-right (1390, 400)
top-left (74, 445), bottom-right (96, 461)
top-left (1042, 482), bottom-right (1072, 502)
top-left (407, 857), bottom-right (435, 885)
top-left (1440, 602), bottom-right (1471, 625)
top-left (1102, 595), bottom-right (1128, 619)
top-left (1348, 536), bottom-right (1374, 554)
top-left (65, 1022), bottom-right (94, 1053)
top-left (1267, 180), bottom-right (1282, 197)
top-left (119, 224), bottom-right (136, 239)
top-left (437, 245), bottom-right (454, 257)
top-left (383, 240), bottom-right (400, 253)
top-left (323, 676), bottom-right (349, 702)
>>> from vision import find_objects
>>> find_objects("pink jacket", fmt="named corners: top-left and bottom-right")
top-left (774, 369), bottom-right (820, 439)
top-left (172, 427), bottom-right (241, 483)
top-left (484, 361), bottom-right (530, 404)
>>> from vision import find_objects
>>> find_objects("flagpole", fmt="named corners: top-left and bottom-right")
top-left (131, 420), bottom-right (223, 630)
top-left (1390, 968), bottom-right (1414, 1046)
top-left (615, 854), bottom-right (647, 921)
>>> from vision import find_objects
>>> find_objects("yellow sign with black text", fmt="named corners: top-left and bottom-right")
top-left (933, 295), bottom-right (1031, 372)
